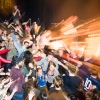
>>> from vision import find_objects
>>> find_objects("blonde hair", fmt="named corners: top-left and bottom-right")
top-left (66, 62), bottom-right (79, 75)
top-left (53, 75), bottom-right (64, 88)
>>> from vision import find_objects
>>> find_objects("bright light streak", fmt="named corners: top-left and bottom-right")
top-left (49, 40), bottom-right (63, 50)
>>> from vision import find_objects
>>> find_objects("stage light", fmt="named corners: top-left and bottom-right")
top-left (0, 0), bottom-right (15, 16)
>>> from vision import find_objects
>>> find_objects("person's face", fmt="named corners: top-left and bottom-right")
top-left (1, 41), bottom-right (5, 46)
top-left (38, 69), bottom-right (43, 76)
top-left (50, 64), bottom-right (55, 71)
top-left (24, 42), bottom-right (29, 48)
top-left (3, 31), bottom-right (7, 35)
top-left (14, 6), bottom-right (17, 10)
top-left (32, 43), bottom-right (37, 50)
top-left (16, 20), bottom-right (19, 24)
top-left (59, 50), bottom-right (63, 56)
top-left (16, 35), bottom-right (20, 40)
top-left (7, 34), bottom-right (12, 40)
top-left (47, 55), bottom-right (53, 61)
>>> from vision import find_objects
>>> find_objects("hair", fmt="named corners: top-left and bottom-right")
top-left (24, 51), bottom-right (33, 65)
top-left (46, 61), bottom-right (56, 75)
top-left (86, 89), bottom-right (100, 100)
top-left (66, 62), bottom-right (79, 75)
top-left (73, 87), bottom-right (86, 100)
top-left (24, 78), bottom-right (37, 93)
top-left (53, 75), bottom-right (64, 88)
top-left (35, 67), bottom-right (43, 86)
top-left (37, 91), bottom-right (48, 100)
top-left (37, 67), bottom-right (42, 72)
top-left (47, 52), bottom-right (54, 56)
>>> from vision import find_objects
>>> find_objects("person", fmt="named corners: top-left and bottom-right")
top-left (48, 75), bottom-right (70, 100)
top-left (11, 33), bottom-right (30, 59)
top-left (24, 79), bottom-right (40, 100)
top-left (37, 91), bottom-right (48, 100)
top-left (30, 22), bottom-right (41, 41)
top-left (13, 6), bottom-right (21, 22)
top-left (37, 67), bottom-right (46, 91)
top-left (85, 89), bottom-right (100, 100)
top-left (46, 61), bottom-right (59, 90)
top-left (10, 62), bottom-right (25, 100)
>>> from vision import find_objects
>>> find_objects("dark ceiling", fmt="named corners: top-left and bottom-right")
top-left (1, 0), bottom-right (100, 28)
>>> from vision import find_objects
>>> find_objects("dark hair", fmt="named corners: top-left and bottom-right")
top-left (24, 51), bottom-right (33, 70)
top-left (74, 88), bottom-right (86, 100)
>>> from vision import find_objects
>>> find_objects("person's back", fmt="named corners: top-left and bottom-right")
top-left (63, 75), bottom-right (82, 94)
top-left (49, 90), bottom-right (70, 100)
top-left (49, 75), bottom-right (71, 100)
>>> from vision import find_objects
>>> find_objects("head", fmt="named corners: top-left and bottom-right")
top-left (14, 6), bottom-right (18, 10)
top-left (47, 52), bottom-right (54, 62)
top-left (3, 30), bottom-right (8, 35)
top-left (37, 67), bottom-right (43, 76)
top-left (1, 40), bottom-right (6, 47)
top-left (77, 62), bottom-right (83, 68)
top-left (15, 20), bottom-right (20, 25)
top-left (24, 79), bottom-right (36, 94)
top-left (86, 89), bottom-right (100, 100)
top-left (32, 42), bottom-right (37, 50)
top-left (23, 41), bottom-right (29, 48)
top-left (33, 22), bottom-right (37, 29)
top-left (37, 91), bottom-right (48, 100)
top-left (58, 49), bottom-right (64, 56)
top-left (7, 34), bottom-right (12, 41)
top-left (24, 51), bottom-right (33, 66)
top-left (53, 75), bottom-right (64, 88)
top-left (67, 63), bottom-right (79, 75)
top-left (47, 61), bottom-right (56, 72)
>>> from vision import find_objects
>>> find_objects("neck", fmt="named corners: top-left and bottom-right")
top-left (91, 75), bottom-right (96, 78)
top-left (69, 72), bottom-right (75, 76)
top-left (55, 87), bottom-right (61, 90)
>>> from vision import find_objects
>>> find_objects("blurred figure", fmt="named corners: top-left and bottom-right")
top-left (13, 6), bottom-right (21, 22)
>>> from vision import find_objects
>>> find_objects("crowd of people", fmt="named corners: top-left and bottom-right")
top-left (0, 5), bottom-right (100, 100)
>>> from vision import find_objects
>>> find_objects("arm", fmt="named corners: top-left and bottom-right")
top-left (4, 86), bottom-right (18, 100)
top-left (0, 56), bottom-right (12, 63)
top-left (13, 10), bottom-right (18, 16)
top-left (11, 33), bottom-right (22, 54)
top-left (58, 61), bottom-right (68, 70)
top-left (0, 49), bottom-right (10, 54)
top-left (63, 42), bottom-right (71, 54)
top-left (13, 9), bottom-right (20, 17)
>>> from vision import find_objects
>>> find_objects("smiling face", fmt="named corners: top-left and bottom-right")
top-left (49, 64), bottom-right (55, 71)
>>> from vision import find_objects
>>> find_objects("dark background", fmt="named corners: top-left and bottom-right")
top-left (0, 0), bottom-right (100, 28)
